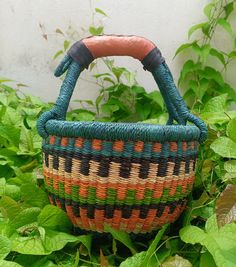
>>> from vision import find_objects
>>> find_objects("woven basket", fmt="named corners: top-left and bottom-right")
top-left (37, 35), bottom-right (207, 234)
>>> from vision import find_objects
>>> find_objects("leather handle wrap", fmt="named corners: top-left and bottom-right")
top-left (67, 35), bottom-right (165, 71)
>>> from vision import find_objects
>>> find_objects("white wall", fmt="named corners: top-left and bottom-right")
top-left (0, 0), bottom-right (216, 105)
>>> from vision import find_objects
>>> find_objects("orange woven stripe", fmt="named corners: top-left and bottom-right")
top-left (49, 196), bottom-right (54, 205)
top-left (55, 199), bottom-right (62, 209)
top-left (92, 139), bottom-right (103, 151)
top-left (182, 142), bottom-right (187, 151)
top-left (134, 141), bottom-right (144, 152)
top-left (113, 140), bottom-right (124, 152)
top-left (61, 137), bottom-right (69, 147)
top-left (66, 205), bottom-right (78, 226)
top-left (112, 210), bottom-right (122, 228)
top-left (135, 186), bottom-right (146, 200)
top-left (79, 182), bottom-right (89, 198)
top-left (170, 142), bottom-right (178, 152)
top-left (126, 209), bottom-right (140, 232)
top-left (75, 138), bottom-right (84, 148)
top-left (64, 179), bottom-right (72, 195)
top-left (80, 208), bottom-right (90, 229)
top-left (152, 142), bottom-right (162, 152)
top-left (66, 203), bottom-right (186, 233)
top-left (95, 209), bottom-right (105, 231)
top-left (49, 135), bottom-right (56, 145)
top-left (52, 173), bottom-right (59, 191)
top-left (169, 179), bottom-right (178, 196)
top-left (153, 182), bottom-right (164, 198)
top-left (117, 184), bottom-right (128, 200)
top-left (190, 141), bottom-right (195, 150)
top-left (96, 183), bottom-right (107, 199)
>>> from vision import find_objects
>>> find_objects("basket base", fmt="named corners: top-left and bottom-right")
top-left (48, 193), bottom-right (187, 234)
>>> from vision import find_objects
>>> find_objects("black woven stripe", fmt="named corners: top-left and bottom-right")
top-left (157, 158), bottom-right (168, 177)
top-left (139, 158), bottom-right (150, 179)
top-left (80, 155), bottom-right (91, 175)
top-left (98, 157), bottom-right (110, 177)
top-left (43, 147), bottom-right (197, 178)
top-left (47, 192), bottom-right (187, 219)
top-left (120, 158), bottom-right (132, 178)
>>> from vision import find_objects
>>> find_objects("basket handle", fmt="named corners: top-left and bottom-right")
top-left (37, 35), bottom-right (207, 142)
top-left (66, 35), bottom-right (163, 70)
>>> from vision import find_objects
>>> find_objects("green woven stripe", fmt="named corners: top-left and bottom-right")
top-left (46, 179), bottom-right (193, 205)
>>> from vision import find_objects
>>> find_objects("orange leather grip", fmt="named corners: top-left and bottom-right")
top-left (83, 35), bottom-right (156, 60)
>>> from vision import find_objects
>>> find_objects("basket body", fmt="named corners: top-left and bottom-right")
top-left (43, 134), bottom-right (198, 233)
top-left (38, 35), bottom-right (207, 233)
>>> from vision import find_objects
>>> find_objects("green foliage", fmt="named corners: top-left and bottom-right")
top-left (180, 215), bottom-right (236, 267)
top-left (0, 1), bottom-right (236, 266)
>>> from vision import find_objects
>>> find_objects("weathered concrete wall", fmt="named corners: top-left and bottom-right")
top-left (2, 0), bottom-right (232, 106)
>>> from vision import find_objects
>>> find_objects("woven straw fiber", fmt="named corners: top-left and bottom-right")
top-left (37, 36), bottom-right (207, 233)
top-left (42, 136), bottom-right (198, 233)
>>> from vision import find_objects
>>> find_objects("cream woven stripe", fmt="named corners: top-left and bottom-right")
top-left (45, 155), bottom-right (195, 185)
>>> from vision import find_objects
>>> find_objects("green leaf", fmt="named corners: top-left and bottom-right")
top-left (210, 48), bottom-right (225, 65)
top-left (180, 225), bottom-right (206, 244)
top-left (4, 184), bottom-right (21, 201)
top-left (142, 224), bottom-right (169, 266)
top-left (188, 23), bottom-right (208, 39)
top-left (0, 125), bottom-right (20, 147)
top-left (10, 229), bottom-right (79, 255)
top-left (201, 66), bottom-right (224, 86)
top-left (43, 229), bottom-right (78, 253)
top-left (205, 213), bottom-right (218, 233)
top-left (203, 94), bottom-right (228, 113)
top-left (224, 2), bottom-right (234, 19)
top-left (0, 260), bottom-right (23, 267)
top-left (179, 60), bottom-right (195, 84)
top-left (224, 160), bottom-right (236, 173)
top-left (37, 205), bottom-right (72, 232)
top-left (120, 251), bottom-right (146, 267)
top-left (0, 235), bottom-right (11, 259)
top-left (95, 8), bottom-right (108, 17)
top-left (0, 196), bottom-right (22, 220)
top-left (77, 235), bottom-right (92, 258)
top-left (63, 40), bottom-right (70, 51)
top-left (53, 50), bottom-right (63, 60)
top-left (68, 109), bottom-right (95, 121)
top-left (227, 118), bottom-right (236, 142)
top-left (162, 255), bottom-right (192, 267)
top-left (148, 91), bottom-right (164, 109)
top-left (0, 178), bottom-right (21, 200)
top-left (229, 51), bottom-right (236, 58)
top-left (200, 251), bottom-right (217, 267)
top-left (89, 26), bottom-right (104, 36)
top-left (180, 215), bottom-right (236, 267)
top-left (204, 3), bottom-right (214, 19)
top-left (216, 184), bottom-right (236, 227)
top-left (9, 207), bottom-right (41, 229)
top-left (104, 224), bottom-right (137, 254)
top-left (200, 110), bottom-right (236, 125)
top-left (18, 126), bottom-right (35, 154)
top-left (174, 43), bottom-right (194, 57)
top-left (191, 43), bottom-right (212, 64)
top-left (2, 107), bottom-right (22, 126)
top-left (217, 18), bottom-right (234, 36)
top-left (20, 183), bottom-right (49, 208)
top-left (211, 137), bottom-right (236, 158)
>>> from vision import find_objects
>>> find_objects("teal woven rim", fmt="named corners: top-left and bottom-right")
top-left (44, 120), bottom-right (200, 142)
